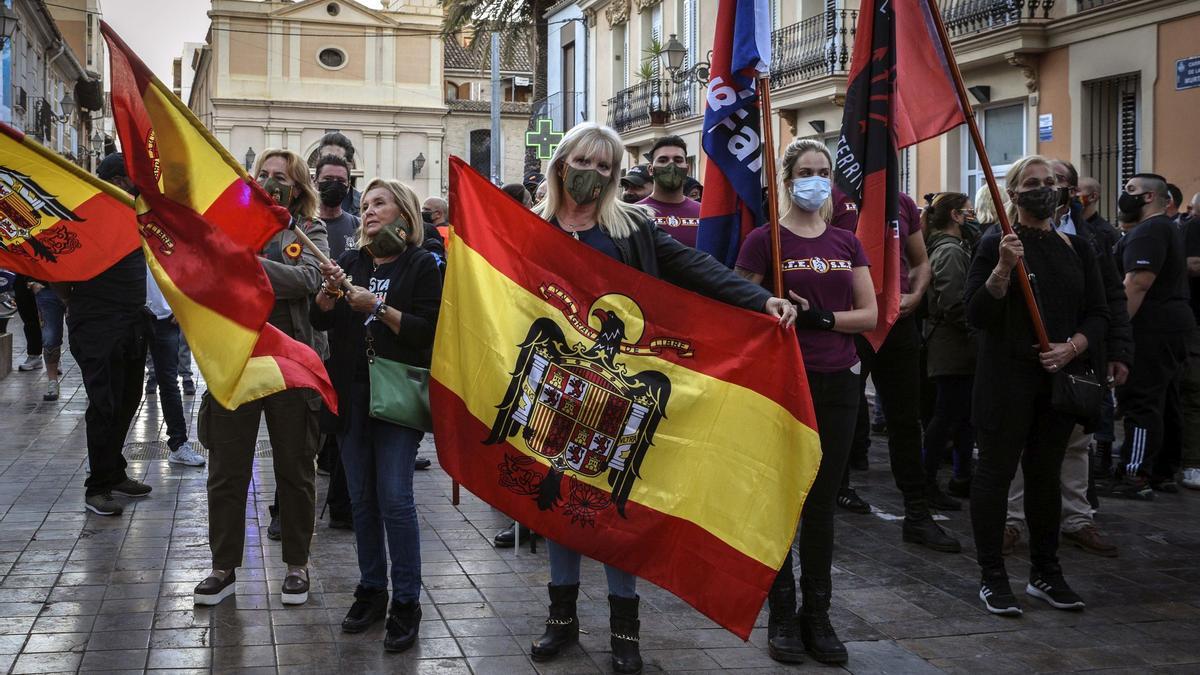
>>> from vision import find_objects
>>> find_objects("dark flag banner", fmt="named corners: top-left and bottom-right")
top-left (433, 158), bottom-right (821, 639)
top-left (834, 0), bottom-right (965, 347)
top-left (696, 0), bottom-right (772, 267)
top-left (0, 122), bottom-right (140, 281)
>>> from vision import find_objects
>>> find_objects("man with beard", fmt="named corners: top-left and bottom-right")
top-left (619, 164), bottom-right (652, 204)
top-left (638, 136), bottom-right (701, 247)
top-left (1111, 173), bottom-right (1194, 499)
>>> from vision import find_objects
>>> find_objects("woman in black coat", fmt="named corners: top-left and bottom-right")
top-left (963, 156), bottom-right (1108, 617)
top-left (311, 178), bottom-right (442, 653)
top-left (527, 122), bottom-right (796, 675)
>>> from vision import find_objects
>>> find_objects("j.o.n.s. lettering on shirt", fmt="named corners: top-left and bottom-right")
top-left (782, 257), bottom-right (853, 274)
top-left (653, 215), bottom-right (700, 230)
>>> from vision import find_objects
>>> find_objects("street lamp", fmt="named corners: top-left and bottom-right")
top-left (0, 5), bottom-right (19, 49)
top-left (659, 34), bottom-right (712, 86)
top-left (244, 147), bottom-right (255, 171)
top-left (411, 152), bottom-right (425, 179)
top-left (90, 132), bottom-right (104, 156)
top-left (59, 92), bottom-right (75, 119)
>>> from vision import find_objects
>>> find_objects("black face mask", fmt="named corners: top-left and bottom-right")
top-left (1117, 191), bottom-right (1147, 222)
top-left (421, 210), bottom-right (435, 224)
top-left (318, 180), bottom-right (348, 207)
top-left (1014, 186), bottom-right (1059, 221)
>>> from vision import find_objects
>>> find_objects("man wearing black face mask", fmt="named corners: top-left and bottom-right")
top-left (1111, 173), bottom-right (1194, 499)
top-left (639, 136), bottom-right (701, 246)
top-left (316, 155), bottom-right (359, 260)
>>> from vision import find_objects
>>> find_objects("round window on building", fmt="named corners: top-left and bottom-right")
top-left (326, 2), bottom-right (340, 16)
top-left (318, 48), bottom-right (347, 70)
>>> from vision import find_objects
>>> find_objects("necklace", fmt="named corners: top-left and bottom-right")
top-left (560, 222), bottom-right (594, 240)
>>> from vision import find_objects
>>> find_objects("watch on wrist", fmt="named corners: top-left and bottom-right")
top-left (374, 302), bottom-right (388, 318)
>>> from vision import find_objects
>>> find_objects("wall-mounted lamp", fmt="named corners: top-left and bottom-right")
top-left (412, 152), bottom-right (426, 179)
top-left (0, 5), bottom-right (19, 50)
top-left (808, 120), bottom-right (826, 135)
top-left (968, 85), bottom-right (991, 104)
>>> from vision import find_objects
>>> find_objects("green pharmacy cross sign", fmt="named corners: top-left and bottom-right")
top-left (526, 118), bottom-right (564, 161)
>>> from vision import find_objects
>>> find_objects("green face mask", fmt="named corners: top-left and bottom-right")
top-left (563, 165), bottom-right (606, 206)
top-left (364, 218), bottom-right (410, 258)
top-left (651, 163), bottom-right (686, 191)
top-left (259, 176), bottom-right (293, 209)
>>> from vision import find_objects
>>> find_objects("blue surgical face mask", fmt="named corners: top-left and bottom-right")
top-left (790, 176), bottom-right (831, 212)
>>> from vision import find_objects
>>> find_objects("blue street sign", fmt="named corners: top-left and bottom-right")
top-left (1177, 56), bottom-right (1200, 91)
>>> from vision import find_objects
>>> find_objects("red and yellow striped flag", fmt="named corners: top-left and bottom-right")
top-left (433, 158), bottom-right (821, 638)
top-left (0, 122), bottom-right (140, 281)
top-left (103, 22), bottom-right (335, 412)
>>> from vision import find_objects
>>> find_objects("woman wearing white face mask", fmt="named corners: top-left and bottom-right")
top-left (735, 139), bottom-right (877, 665)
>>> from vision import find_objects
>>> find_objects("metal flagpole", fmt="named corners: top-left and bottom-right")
top-left (924, 0), bottom-right (1050, 352)
top-left (757, 75), bottom-right (785, 296)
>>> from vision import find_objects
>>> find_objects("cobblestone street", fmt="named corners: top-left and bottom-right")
top-left (2, 334), bottom-right (1200, 674)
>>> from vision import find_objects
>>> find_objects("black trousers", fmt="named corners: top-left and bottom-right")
top-left (324, 434), bottom-right (352, 519)
top-left (14, 275), bottom-right (41, 357)
top-left (1119, 330), bottom-right (1189, 478)
top-left (854, 315), bottom-right (927, 507)
top-left (923, 375), bottom-right (975, 483)
top-left (970, 366), bottom-right (1074, 578)
top-left (774, 368), bottom-right (859, 591)
top-left (70, 315), bottom-right (148, 496)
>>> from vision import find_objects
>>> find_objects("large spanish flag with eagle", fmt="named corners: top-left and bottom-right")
top-left (102, 22), bottom-right (335, 412)
top-left (0, 122), bottom-right (140, 281)
top-left (433, 158), bottom-right (821, 638)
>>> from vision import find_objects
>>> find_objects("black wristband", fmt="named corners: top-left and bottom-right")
top-left (795, 307), bottom-right (836, 330)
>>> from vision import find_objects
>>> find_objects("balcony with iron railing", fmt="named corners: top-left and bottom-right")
top-left (942, 0), bottom-right (1055, 38)
top-left (769, 9), bottom-right (857, 88)
top-left (605, 79), bottom-right (697, 134)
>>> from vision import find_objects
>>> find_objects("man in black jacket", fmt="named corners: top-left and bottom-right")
top-left (1005, 161), bottom-right (1130, 557)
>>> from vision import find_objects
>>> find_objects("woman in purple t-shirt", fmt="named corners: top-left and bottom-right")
top-left (735, 138), bottom-right (876, 666)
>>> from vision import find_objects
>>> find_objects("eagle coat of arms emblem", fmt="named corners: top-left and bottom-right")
top-left (486, 292), bottom-right (685, 522)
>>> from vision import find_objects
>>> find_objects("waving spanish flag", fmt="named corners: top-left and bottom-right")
top-left (0, 123), bottom-right (140, 281)
top-left (102, 22), bottom-right (335, 412)
top-left (433, 158), bottom-right (820, 638)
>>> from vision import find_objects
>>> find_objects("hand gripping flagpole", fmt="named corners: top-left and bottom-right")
top-left (757, 76), bottom-right (786, 297)
top-left (924, 0), bottom-right (1050, 352)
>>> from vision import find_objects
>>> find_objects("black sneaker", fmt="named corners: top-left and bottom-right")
top-left (111, 478), bottom-right (152, 498)
top-left (1150, 478), bottom-right (1179, 494)
top-left (1026, 570), bottom-right (1085, 611)
top-left (979, 578), bottom-right (1022, 616)
top-left (342, 586), bottom-right (388, 633)
top-left (181, 379), bottom-right (196, 396)
top-left (414, 456), bottom-right (432, 471)
top-left (267, 505), bottom-right (282, 541)
top-left (836, 487), bottom-right (871, 514)
top-left (84, 492), bottom-right (123, 516)
top-left (1108, 475), bottom-right (1154, 501)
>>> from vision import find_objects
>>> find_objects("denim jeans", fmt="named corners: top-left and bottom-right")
top-left (338, 383), bottom-right (423, 602)
top-left (34, 288), bottom-right (66, 361)
top-left (146, 333), bottom-right (193, 382)
top-left (546, 539), bottom-right (636, 598)
top-left (147, 317), bottom-right (187, 450)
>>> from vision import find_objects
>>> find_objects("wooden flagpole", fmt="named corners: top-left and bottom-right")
top-left (758, 76), bottom-right (785, 297)
top-left (924, 0), bottom-right (1050, 352)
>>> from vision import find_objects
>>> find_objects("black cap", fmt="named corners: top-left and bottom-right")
top-left (97, 152), bottom-right (126, 181)
top-left (620, 164), bottom-right (650, 188)
top-left (523, 172), bottom-right (545, 191)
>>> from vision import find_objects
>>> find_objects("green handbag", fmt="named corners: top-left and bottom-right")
top-left (366, 335), bottom-right (432, 432)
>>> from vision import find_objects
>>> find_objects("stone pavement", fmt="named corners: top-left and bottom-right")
top-left (2, 333), bottom-right (1200, 674)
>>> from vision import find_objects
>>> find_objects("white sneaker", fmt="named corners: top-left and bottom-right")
top-left (1182, 468), bottom-right (1200, 490)
top-left (168, 442), bottom-right (206, 467)
top-left (18, 355), bottom-right (43, 371)
top-left (43, 379), bottom-right (60, 401)
top-left (84, 458), bottom-right (90, 474)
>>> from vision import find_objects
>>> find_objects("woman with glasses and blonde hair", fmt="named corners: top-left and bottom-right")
top-left (964, 155), bottom-right (1107, 617)
top-left (735, 138), bottom-right (876, 665)
top-left (193, 149), bottom-right (329, 609)
top-left (312, 178), bottom-right (442, 653)
top-left (528, 122), bottom-right (797, 675)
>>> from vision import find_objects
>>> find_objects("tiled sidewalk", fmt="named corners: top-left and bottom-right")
top-left (2, 332), bottom-right (1200, 673)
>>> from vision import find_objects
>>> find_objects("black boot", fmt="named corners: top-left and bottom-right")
top-left (383, 600), bottom-right (421, 652)
top-left (901, 498), bottom-right (961, 553)
top-left (766, 571), bottom-right (804, 663)
top-left (341, 585), bottom-right (387, 633)
top-left (798, 577), bottom-right (847, 664)
top-left (530, 584), bottom-right (579, 661)
top-left (608, 594), bottom-right (643, 675)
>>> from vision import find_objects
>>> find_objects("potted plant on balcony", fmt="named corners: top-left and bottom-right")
top-left (639, 39), bottom-right (670, 125)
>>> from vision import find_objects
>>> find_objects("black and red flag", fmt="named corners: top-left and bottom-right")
top-left (834, 0), bottom-right (966, 347)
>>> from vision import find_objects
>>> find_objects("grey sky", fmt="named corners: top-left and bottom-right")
top-left (101, 0), bottom-right (388, 85)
